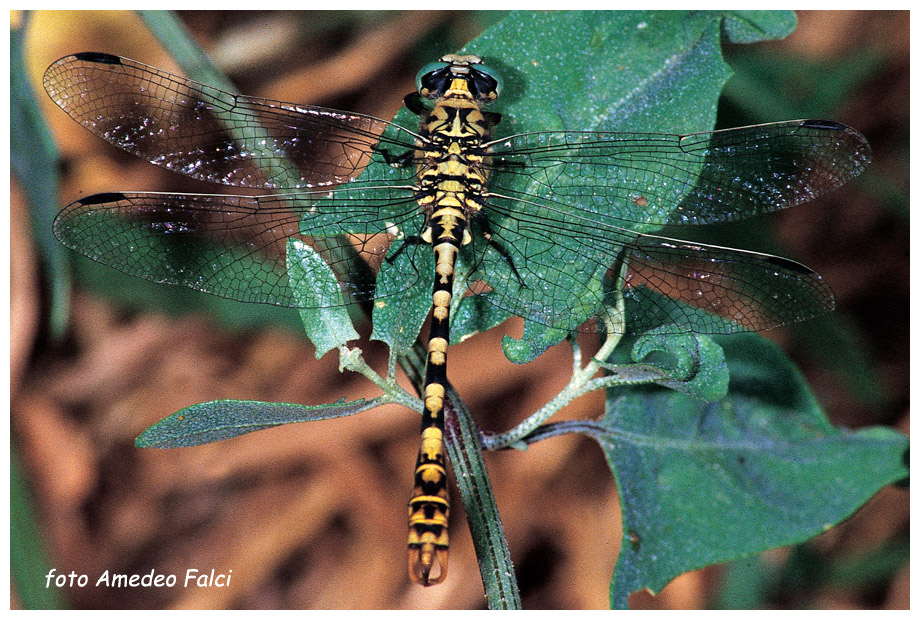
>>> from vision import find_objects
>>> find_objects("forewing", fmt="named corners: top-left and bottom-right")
top-left (486, 120), bottom-right (871, 230)
top-left (42, 52), bottom-right (421, 190)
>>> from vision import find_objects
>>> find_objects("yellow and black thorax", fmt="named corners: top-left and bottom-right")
top-left (414, 54), bottom-right (501, 252)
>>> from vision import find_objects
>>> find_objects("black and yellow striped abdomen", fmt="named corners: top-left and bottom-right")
top-left (406, 54), bottom-right (498, 586)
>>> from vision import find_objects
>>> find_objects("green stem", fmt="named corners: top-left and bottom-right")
top-left (338, 345), bottom-right (423, 412)
top-left (138, 11), bottom-right (237, 91)
top-left (482, 306), bottom-right (628, 450)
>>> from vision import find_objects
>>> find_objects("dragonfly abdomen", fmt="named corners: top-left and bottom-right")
top-left (406, 215), bottom-right (463, 586)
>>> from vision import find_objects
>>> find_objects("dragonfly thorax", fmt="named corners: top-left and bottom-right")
top-left (415, 61), bottom-right (495, 234)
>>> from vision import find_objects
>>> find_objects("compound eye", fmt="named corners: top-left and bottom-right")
top-left (471, 62), bottom-right (503, 100)
top-left (415, 61), bottom-right (451, 96)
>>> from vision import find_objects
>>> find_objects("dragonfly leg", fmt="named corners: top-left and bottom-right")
top-left (477, 216), bottom-right (527, 288)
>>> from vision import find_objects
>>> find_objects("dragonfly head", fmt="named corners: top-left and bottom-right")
top-left (415, 54), bottom-right (502, 103)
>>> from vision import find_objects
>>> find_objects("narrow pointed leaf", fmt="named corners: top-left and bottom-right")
top-left (136, 398), bottom-right (380, 448)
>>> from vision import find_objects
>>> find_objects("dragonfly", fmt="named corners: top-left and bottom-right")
top-left (44, 51), bottom-right (871, 586)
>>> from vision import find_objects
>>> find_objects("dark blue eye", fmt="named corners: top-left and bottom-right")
top-left (415, 61), bottom-right (451, 94)
top-left (471, 62), bottom-right (502, 99)
top-left (415, 57), bottom-right (502, 102)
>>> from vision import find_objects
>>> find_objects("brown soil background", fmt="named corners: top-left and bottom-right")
top-left (12, 10), bottom-right (908, 609)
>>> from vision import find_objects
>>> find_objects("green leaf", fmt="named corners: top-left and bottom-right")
top-left (287, 238), bottom-right (359, 357)
top-left (594, 334), bottom-right (909, 608)
top-left (719, 11), bottom-right (797, 44)
top-left (370, 238), bottom-right (431, 356)
top-left (11, 448), bottom-right (66, 609)
top-left (501, 321), bottom-right (569, 365)
top-left (630, 329), bottom-right (730, 402)
top-left (329, 11), bottom-right (803, 355)
top-left (339, 11), bottom-right (743, 353)
top-left (470, 12), bottom-right (735, 340)
top-left (468, 11), bottom-right (767, 343)
top-left (465, 11), bottom-right (738, 135)
top-left (136, 398), bottom-right (379, 448)
top-left (712, 556), bottom-right (770, 609)
top-left (451, 292), bottom-right (513, 344)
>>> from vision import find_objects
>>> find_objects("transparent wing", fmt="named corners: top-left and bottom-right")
top-left (485, 120), bottom-right (871, 229)
top-left (52, 187), bottom-right (427, 308)
top-left (42, 52), bottom-right (421, 190)
top-left (472, 194), bottom-right (834, 334)
top-left (619, 235), bottom-right (834, 334)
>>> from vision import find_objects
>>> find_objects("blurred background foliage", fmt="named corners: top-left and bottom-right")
top-left (11, 10), bottom-right (908, 609)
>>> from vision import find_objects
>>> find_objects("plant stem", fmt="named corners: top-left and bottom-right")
top-left (338, 345), bottom-right (423, 412)
top-left (482, 308), bottom-right (627, 450)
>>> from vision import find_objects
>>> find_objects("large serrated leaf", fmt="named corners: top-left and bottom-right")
top-left (719, 11), bottom-right (797, 44)
top-left (311, 11), bottom-right (806, 353)
top-left (340, 11), bottom-right (742, 350)
top-left (595, 334), bottom-right (908, 608)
